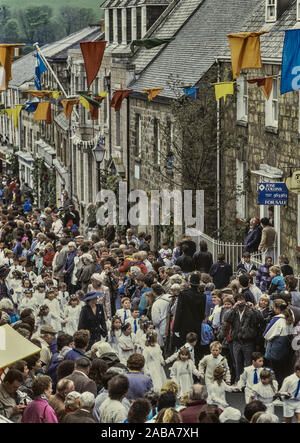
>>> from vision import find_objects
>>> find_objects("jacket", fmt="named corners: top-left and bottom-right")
top-left (66, 370), bottom-right (97, 396)
top-left (78, 304), bottom-right (107, 347)
top-left (62, 408), bottom-right (95, 423)
top-left (209, 261), bottom-right (232, 289)
top-left (179, 400), bottom-right (207, 423)
top-left (225, 306), bottom-right (264, 344)
top-left (258, 226), bottom-right (276, 252)
top-left (63, 250), bottom-right (78, 276)
top-left (22, 397), bottom-right (58, 423)
top-left (236, 261), bottom-right (257, 275)
top-left (193, 251), bottom-right (213, 273)
top-left (173, 288), bottom-right (206, 339)
top-left (243, 226), bottom-right (262, 253)
top-left (256, 264), bottom-right (272, 292)
top-left (175, 254), bottom-right (195, 273)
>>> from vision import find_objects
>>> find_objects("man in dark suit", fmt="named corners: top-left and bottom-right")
top-left (193, 241), bottom-right (213, 273)
top-left (66, 357), bottom-right (97, 396)
top-left (243, 217), bottom-right (262, 254)
top-left (209, 253), bottom-right (232, 289)
top-left (62, 392), bottom-right (96, 423)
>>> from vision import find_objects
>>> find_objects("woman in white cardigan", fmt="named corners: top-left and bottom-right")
top-left (263, 299), bottom-right (294, 388)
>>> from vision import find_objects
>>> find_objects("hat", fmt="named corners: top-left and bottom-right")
top-left (40, 215), bottom-right (47, 219)
top-left (0, 265), bottom-right (10, 278)
top-left (68, 242), bottom-right (76, 248)
top-left (82, 291), bottom-right (99, 302)
top-left (219, 407), bottom-right (241, 423)
top-left (40, 324), bottom-right (57, 335)
top-left (91, 273), bottom-right (102, 282)
top-left (190, 274), bottom-right (200, 286)
top-left (75, 235), bottom-right (84, 239)
top-left (93, 341), bottom-right (113, 358)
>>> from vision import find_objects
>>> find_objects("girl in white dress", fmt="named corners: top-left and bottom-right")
top-left (57, 282), bottom-right (69, 311)
top-left (62, 296), bottom-right (81, 336)
top-left (35, 304), bottom-right (52, 334)
top-left (249, 369), bottom-right (279, 414)
top-left (19, 289), bottom-right (38, 317)
top-left (43, 288), bottom-right (61, 332)
top-left (33, 283), bottom-right (46, 308)
top-left (170, 348), bottom-right (201, 397)
top-left (143, 331), bottom-right (166, 393)
top-left (118, 323), bottom-right (136, 365)
top-left (6, 270), bottom-right (23, 305)
top-left (136, 320), bottom-right (154, 354)
top-left (207, 366), bottom-right (240, 410)
top-left (107, 315), bottom-right (123, 355)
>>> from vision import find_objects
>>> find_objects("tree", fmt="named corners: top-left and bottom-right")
top-left (59, 6), bottom-right (98, 35)
top-left (17, 6), bottom-right (53, 43)
top-left (3, 19), bottom-right (20, 43)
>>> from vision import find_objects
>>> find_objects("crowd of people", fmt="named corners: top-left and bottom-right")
top-left (0, 175), bottom-right (299, 424)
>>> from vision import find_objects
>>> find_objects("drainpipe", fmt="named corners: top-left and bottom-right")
top-left (126, 95), bottom-right (130, 229)
top-left (216, 58), bottom-right (221, 239)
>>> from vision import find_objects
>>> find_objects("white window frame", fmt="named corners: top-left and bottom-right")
top-left (265, 78), bottom-right (278, 128)
top-left (131, 7), bottom-right (137, 41)
top-left (236, 76), bottom-right (248, 122)
top-left (105, 9), bottom-right (110, 42)
top-left (236, 159), bottom-right (247, 220)
top-left (122, 8), bottom-right (127, 44)
top-left (266, 0), bottom-right (277, 22)
top-left (297, 0), bottom-right (300, 21)
top-left (113, 9), bottom-right (118, 43)
top-left (141, 6), bottom-right (147, 37)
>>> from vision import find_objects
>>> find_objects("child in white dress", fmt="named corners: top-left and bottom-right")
top-left (207, 366), bottom-right (240, 410)
top-left (199, 341), bottom-right (231, 385)
top-left (43, 288), bottom-right (62, 332)
top-left (136, 320), bottom-right (154, 354)
top-left (107, 315), bottom-right (123, 355)
top-left (249, 369), bottom-right (279, 414)
top-left (62, 296), bottom-right (81, 336)
top-left (19, 289), bottom-right (37, 317)
top-left (33, 283), bottom-right (46, 308)
top-left (6, 270), bottom-right (23, 305)
top-left (118, 323), bottom-right (136, 365)
top-left (57, 282), bottom-right (69, 311)
top-left (36, 305), bottom-right (52, 334)
top-left (143, 331), bottom-right (166, 393)
top-left (170, 348), bottom-right (201, 397)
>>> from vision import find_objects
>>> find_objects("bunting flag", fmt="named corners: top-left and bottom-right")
top-left (143, 88), bottom-right (164, 101)
top-left (23, 102), bottom-right (39, 112)
top-left (130, 38), bottom-right (175, 54)
top-left (247, 76), bottom-right (274, 100)
top-left (183, 87), bottom-right (197, 99)
top-left (227, 31), bottom-right (268, 79)
top-left (81, 94), bottom-right (103, 109)
top-left (11, 105), bottom-right (23, 129)
top-left (212, 82), bottom-right (235, 102)
top-left (61, 99), bottom-right (80, 119)
top-left (281, 30), bottom-right (300, 95)
top-left (80, 41), bottom-right (107, 89)
top-left (111, 89), bottom-right (133, 112)
top-left (51, 91), bottom-right (62, 100)
top-left (98, 92), bottom-right (108, 98)
top-left (79, 96), bottom-right (90, 112)
top-left (24, 90), bottom-right (60, 99)
top-left (0, 44), bottom-right (25, 92)
top-left (89, 97), bottom-right (105, 120)
top-left (34, 52), bottom-right (48, 91)
top-left (34, 102), bottom-right (52, 124)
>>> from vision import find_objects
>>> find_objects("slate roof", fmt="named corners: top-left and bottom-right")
top-left (101, 0), bottom-right (170, 7)
top-left (11, 26), bottom-right (102, 88)
top-left (220, 0), bottom-right (300, 62)
top-left (130, 0), bottom-right (262, 98)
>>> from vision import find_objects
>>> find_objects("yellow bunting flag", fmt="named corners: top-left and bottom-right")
top-left (143, 88), bottom-right (164, 101)
top-left (227, 31), bottom-right (268, 79)
top-left (98, 92), bottom-right (108, 98)
top-left (80, 96), bottom-right (90, 112)
top-left (211, 82), bottom-right (235, 103)
top-left (51, 91), bottom-right (62, 100)
top-left (11, 105), bottom-right (23, 129)
top-left (25, 90), bottom-right (53, 98)
top-left (0, 44), bottom-right (25, 91)
top-left (34, 102), bottom-right (52, 124)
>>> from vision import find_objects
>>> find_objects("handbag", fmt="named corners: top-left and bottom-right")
top-left (264, 335), bottom-right (291, 361)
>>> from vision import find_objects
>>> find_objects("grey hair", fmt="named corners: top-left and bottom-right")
top-left (56, 378), bottom-right (74, 393)
top-left (130, 266), bottom-right (142, 277)
top-left (64, 391), bottom-right (81, 407)
top-left (256, 413), bottom-right (279, 423)
top-left (205, 283), bottom-right (215, 291)
top-left (169, 274), bottom-right (184, 284)
top-left (80, 392), bottom-right (95, 409)
top-left (190, 384), bottom-right (208, 402)
top-left (0, 298), bottom-right (14, 311)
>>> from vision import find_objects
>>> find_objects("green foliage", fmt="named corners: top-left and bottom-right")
top-left (31, 158), bottom-right (56, 207)
top-left (17, 6), bottom-right (52, 42)
top-left (59, 6), bottom-right (96, 35)
top-left (7, 153), bottom-right (19, 177)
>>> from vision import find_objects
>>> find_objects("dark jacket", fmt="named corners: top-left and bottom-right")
top-left (180, 240), bottom-right (196, 257)
top-left (241, 288), bottom-right (256, 305)
top-left (62, 408), bottom-right (96, 423)
top-left (236, 261), bottom-right (257, 275)
top-left (175, 254), bottom-right (195, 273)
top-left (77, 263), bottom-right (96, 293)
top-left (193, 251), bottom-right (213, 273)
top-left (63, 250), bottom-right (78, 276)
top-left (225, 306), bottom-right (264, 344)
top-left (66, 370), bottom-right (97, 396)
top-left (280, 264), bottom-right (294, 277)
top-left (173, 288), bottom-right (206, 340)
top-left (179, 400), bottom-right (207, 423)
top-left (78, 304), bottom-right (107, 348)
top-left (209, 261), bottom-right (232, 289)
top-left (243, 226), bottom-right (262, 253)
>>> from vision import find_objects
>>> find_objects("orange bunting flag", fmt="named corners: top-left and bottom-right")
top-left (143, 88), bottom-right (164, 101)
top-left (247, 76), bottom-right (274, 100)
top-left (0, 44), bottom-right (25, 92)
top-left (80, 41), bottom-right (107, 89)
top-left (227, 31), bottom-right (268, 79)
top-left (34, 102), bottom-right (52, 124)
top-left (61, 99), bottom-right (80, 119)
top-left (111, 90), bottom-right (133, 112)
top-left (25, 90), bottom-right (53, 99)
top-left (90, 97), bottom-right (105, 121)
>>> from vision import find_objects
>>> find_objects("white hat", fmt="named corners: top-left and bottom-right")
top-left (219, 407), bottom-right (241, 423)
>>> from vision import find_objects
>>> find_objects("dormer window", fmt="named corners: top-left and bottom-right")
top-left (266, 0), bottom-right (277, 22)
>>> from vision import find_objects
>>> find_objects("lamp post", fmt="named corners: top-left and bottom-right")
top-left (92, 144), bottom-right (105, 196)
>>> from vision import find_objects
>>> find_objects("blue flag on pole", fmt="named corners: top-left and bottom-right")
top-left (183, 87), bottom-right (197, 99)
top-left (281, 30), bottom-right (300, 95)
top-left (22, 102), bottom-right (39, 112)
top-left (34, 53), bottom-right (47, 90)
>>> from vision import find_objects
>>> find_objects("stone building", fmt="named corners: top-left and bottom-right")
top-left (218, 0), bottom-right (300, 269)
